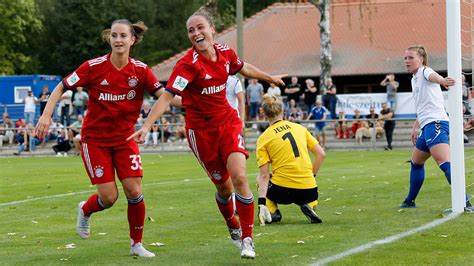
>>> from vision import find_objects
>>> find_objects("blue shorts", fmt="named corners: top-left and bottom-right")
top-left (415, 120), bottom-right (449, 153)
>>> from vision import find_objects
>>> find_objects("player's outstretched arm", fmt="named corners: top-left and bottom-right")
top-left (128, 90), bottom-right (175, 143)
top-left (155, 88), bottom-right (182, 107)
top-left (35, 82), bottom-right (65, 139)
top-left (239, 63), bottom-right (287, 87)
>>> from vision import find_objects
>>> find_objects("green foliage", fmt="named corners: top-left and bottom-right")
top-left (0, 0), bottom-right (42, 75)
top-left (1, 150), bottom-right (474, 264)
top-left (4, 0), bottom-right (294, 75)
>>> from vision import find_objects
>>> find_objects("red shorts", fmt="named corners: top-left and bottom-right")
top-left (186, 116), bottom-right (249, 184)
top-left (81, 140), bottom-right (143, 185)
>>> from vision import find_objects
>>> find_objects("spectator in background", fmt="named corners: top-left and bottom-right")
top-left (39, 85), bottom-right (51, 115)
top-left (159, 116), bottom-right (171, 143)
top-left (380, 102), bottom-right (395, 150)
top-left (350, 109), bottom-right (363, 137)
top-left (246, 79), bottom-right (264, 122)
top-left (175, 114), bottom-right (187, 142)
top-left (463, 105), bottom-right (472, 132)
top-left (306, 99), bottom-right (328, 148)
top-left (323, 79), bottom-right (337, 120)
top-left (226, 75), bottom-right (245, 125)
top-left (0, 114), bottom-right (15, 148)
top-left (303, 79), bottom-right (318, 114)
top-left (24, 90), bottom-right (38, 125)
top-left (73, 87), bottom-right (89, 117)
top-left (137, 101), bottom-right (151, 126)
top-left (462, 74), bottom-right (471, 113)
top-left (380, 74), bottom-right (399, 112)
top-left (335, 111), bottom-right (350, 139)
top-left (287, 99), bottom-right (302, 122)
top-left (285, 76), bottom-right (301, 104)
top-left (267, 83), bottom-right (281, 97)
top-left (52, 129), bottom-right (71, 157)
top-left (144, 123), bottom-right (159, 148)
top-left (14, 123), bottom-right (40, 155)
top-left (69, 114), bottom-right (83, 155)
top-left (59, 89), bottom-right (73, 127)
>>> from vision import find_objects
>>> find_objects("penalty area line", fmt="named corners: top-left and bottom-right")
top-left (311, 212), bottom-right (461, 266)
top-left (0, 178), bottom-right (208, 207)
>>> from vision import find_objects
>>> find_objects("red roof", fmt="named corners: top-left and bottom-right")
top-left (152, 1), bottom-right (472, 80)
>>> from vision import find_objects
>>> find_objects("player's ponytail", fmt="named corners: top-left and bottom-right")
top-left (261, 94), bottom-right (283, 121)
top-left (407, 45), bottom-right (428, 66)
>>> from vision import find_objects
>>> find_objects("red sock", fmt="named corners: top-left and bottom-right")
top-left (82, 194), bottom-right (106, 217)
top-left (216, 194), bottom-right (240, 229)
top-left (234, 193), bottom-right (254, 239)
top-left (128, 195), bottom-right (145, 245)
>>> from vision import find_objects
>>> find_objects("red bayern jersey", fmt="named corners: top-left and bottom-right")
top-left (63, 54), bottom-right (162, 146)
top-left (166, 43), bottom-right (244, 129)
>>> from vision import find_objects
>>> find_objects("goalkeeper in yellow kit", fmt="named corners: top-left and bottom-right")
top-left (256, 94), bottom-right (326, 224)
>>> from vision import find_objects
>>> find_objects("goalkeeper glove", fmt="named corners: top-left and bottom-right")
top-left (258, 197), bottom-right (272, 225)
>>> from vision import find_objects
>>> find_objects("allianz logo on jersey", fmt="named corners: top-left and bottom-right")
top-left (98, 90), bottom-right (136, 101)
top-left (201, 83), bottom-right (225, 95)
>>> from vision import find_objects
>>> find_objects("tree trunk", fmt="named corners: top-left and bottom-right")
top-left (312, 0), bottom-right (332, 92)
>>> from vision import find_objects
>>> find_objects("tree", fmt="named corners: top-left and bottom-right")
top-left (0, 0), bottom-right (42, 75)
top-left (310, 0), bottom-right (332, 91)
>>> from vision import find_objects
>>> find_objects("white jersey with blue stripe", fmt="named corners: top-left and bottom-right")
top-left (411, 66), bottom-right (448, 128)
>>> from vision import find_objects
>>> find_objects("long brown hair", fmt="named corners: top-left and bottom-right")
top-left (102, 19), bottom-right (148, 50)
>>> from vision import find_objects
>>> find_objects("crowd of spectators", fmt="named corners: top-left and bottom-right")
top-left (2, 74), bottom-right (474, 154)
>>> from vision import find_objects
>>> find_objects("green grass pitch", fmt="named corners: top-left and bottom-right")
top-left (1, 149), bottom-right (473, 265)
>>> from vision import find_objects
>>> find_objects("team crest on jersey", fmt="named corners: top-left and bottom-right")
top-left (127, 90), bottom-right (136, 100)
top-left (94, 165), bottom-right (104, 178)
top-left (172, 75), bottom-right (189, 91)
top-left (128, 76), bottom-right (138, 87)
top-left (211, 171), bottom-right (222, 181)
top-left (67, 72), bottom-right (80, 86)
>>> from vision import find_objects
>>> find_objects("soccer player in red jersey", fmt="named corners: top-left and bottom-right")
top-left (129, 11), bottom-right (286, 259)
top-left (35, 19), bottom-right (180, 258)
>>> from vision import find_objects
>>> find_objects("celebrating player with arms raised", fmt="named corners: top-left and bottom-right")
top-left (129, 10), bottom-right (285, 259)
top-left (35, 19), bottom-right (180, 257)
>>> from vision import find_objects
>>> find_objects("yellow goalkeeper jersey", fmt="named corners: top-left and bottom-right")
top-left (256, 120), bottom-right (319, 189)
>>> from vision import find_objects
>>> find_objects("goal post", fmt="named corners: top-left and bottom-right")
top-left (446, 0), bottom-right (467, 213)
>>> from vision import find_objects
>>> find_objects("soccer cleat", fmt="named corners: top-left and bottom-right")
top-left (465, 202), bottom-right (474, 213)
top-left (400, 200), bottom-right (416, 208)
top-left (130, 242), bottom-right (155, 257)
top-left (228, 227), bottom-right (242, 249)
top-left (300, 204), bottom-right (323, 224)
top-left (240, 237), bottom-right (255, 259)
top-left (270, 209), bottom-right (282, 223)
top-left (76, 201), bottom-right (90, 239)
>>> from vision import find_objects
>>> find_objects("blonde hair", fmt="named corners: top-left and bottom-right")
top-left (407, 45), bottom-right (429, 66)
top-left (102, 19), bottom-right (148, 50)
top-left (261, 94), bottom-right (283, 120)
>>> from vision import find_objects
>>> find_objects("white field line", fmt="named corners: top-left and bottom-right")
top-left (0, 178), bottom-right (208, 207)
top-left (311, 212), bottom-right (461, 266)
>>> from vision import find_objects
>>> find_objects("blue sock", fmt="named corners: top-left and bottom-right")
top-left (439, 162), bottom-right (451, 184)
top-left (405, 161), bottom-right (425, 202)
top-left (439, 161), bottom-right (470, 204)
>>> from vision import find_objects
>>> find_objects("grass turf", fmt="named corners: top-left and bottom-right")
top-left (0, 149), bottom-right (473, 265)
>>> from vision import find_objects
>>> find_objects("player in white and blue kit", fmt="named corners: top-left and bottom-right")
top-left (401, 45), bottom-right (472, 210)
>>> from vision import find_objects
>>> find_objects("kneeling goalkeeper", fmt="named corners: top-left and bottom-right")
top-left (256, 94), bottom-right (326, 225)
